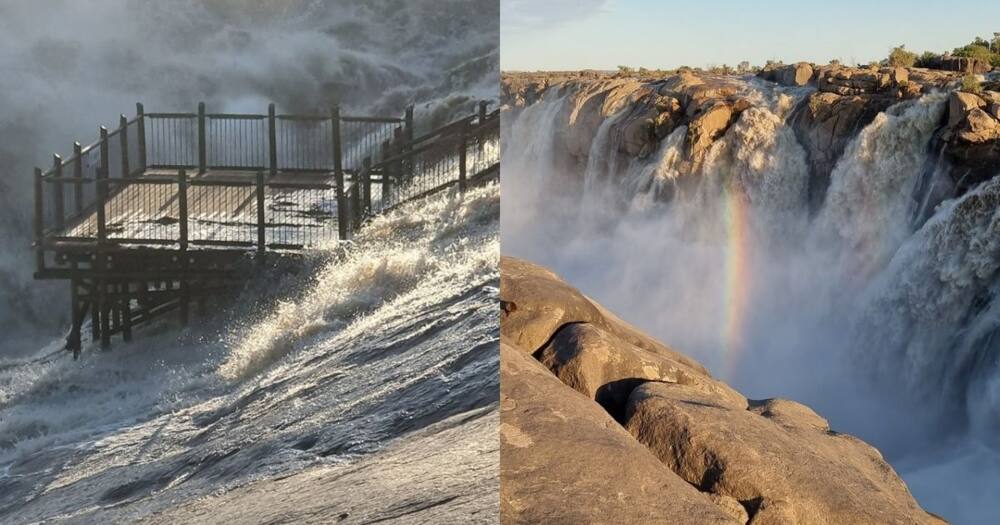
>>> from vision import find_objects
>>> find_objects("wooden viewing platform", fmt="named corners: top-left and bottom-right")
top-left (34, 101), bottom-right (500, 356)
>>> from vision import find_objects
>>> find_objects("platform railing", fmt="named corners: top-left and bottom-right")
top-left (34, 101), bottom-right (496, 269)
top-left (350, 103), bottom-right (500, 224)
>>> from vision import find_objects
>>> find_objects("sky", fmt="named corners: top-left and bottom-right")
top-left (501, 0), bottom-right (1000, 70)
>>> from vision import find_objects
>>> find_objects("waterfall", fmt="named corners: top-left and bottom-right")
top-left (503, 79), bottom-right (1000, 523)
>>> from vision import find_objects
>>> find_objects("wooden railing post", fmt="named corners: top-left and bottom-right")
top-left (404, 105), bottom-right (414, 142)
top-left (178, 168), bottom-right (189, 326)
top-left (256, 170), bottom-right (266, 260)
top-left (119, 114), bottom-right (130, 177)
top-left (268, 103), bottom-right (277, 177)
top-left (458, 121), bottom-right (468, 193)
top-left (52, 154), bottom-right (64, 230)
top-left (381, 138), bottom-right (393, 206)
top-left (332, 105), bottom-right (348, 240)
top-left (178, 169), bottom-right (188, 250)
top-left (197, 102), bottom-right (207, 174)
top-left (136, 103), bottom-right (147, 171)
top-left (351, 181), bottom-right (362, 230)
top-left (362, 157), bottom-right (372, 216)
top-left (96, 130), bottom-right (110, 349)
top-left (34, 167), bottom-right (44, 273)
top-left (73, 141), bottom-right (83, 214)
top-left (97, 127), bottom-right (109, 242)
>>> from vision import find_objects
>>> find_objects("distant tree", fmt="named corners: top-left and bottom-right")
top-left (887, 45), bottom-right (917, 67)
top-left (616, 65), bottom-right (635, 76)
top-left (916, 51), bottom-right (940, 67)
top-left (953, 43), bottom-right (993, 62)
top-left (737, 61), bottom-right (751, 74)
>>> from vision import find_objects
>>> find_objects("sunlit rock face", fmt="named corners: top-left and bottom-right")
top-left (499, 256), bottom-right (944, 525)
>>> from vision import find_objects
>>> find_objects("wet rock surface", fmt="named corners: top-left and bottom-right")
top-left (499, 256), bottom-right (945, 525)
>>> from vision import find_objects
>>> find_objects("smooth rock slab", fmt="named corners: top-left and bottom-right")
top-left (500, 256), bottom-right (705, 373)
top-left (625, 382), bottom-right (945, 525)
top-left (500, 341), bottom-right (738, 525)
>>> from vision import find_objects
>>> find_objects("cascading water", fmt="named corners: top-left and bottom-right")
top-left (0, 0), bottom-right (500, 356)
top-left (0, 183), bottom-right (500, 523)
top-left (0, 1), bottom-right (499, 522)
top-left (503, 79), bottom-right (999, 524)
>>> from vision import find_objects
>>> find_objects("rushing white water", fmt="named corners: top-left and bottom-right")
top-left (503, 81), bottom-right (1000, 524)
top-left (0, 0), bottom-right (500, 355)
top-left (0, 183), bottom-right (499, 523)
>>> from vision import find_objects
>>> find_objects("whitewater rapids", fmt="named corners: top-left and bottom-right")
top-left (502, 80), bottom-right (999, 524)
top-left (0, 183), bottom-right (499, 523)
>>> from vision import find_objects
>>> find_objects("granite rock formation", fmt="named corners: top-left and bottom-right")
top-left (502, 64), bottom-right (999, 208)
top-left (499, 256), bottom-right (945, 525)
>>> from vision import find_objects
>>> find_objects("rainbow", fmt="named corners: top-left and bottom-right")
top-left (722, 191), bottom-right (751, 380)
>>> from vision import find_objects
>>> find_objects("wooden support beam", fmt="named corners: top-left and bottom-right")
top-left (178, 169), bottom-right (188, 251)
top-left (458, 122), bottom-right (468, 193)
top-left (268, 103), bottom-right (277, 177)
top-left (180, 278), bottom-right (190, 326)
top-left (68, 278), bottom-right (82, 358)
top-left (99, 280), bottom-right (110, 350)
top-left (178, 168), bottom-right (190, 326)
top-left (122, 282), bottom-right (132, 342)
top-left (112, 282), bottom-right (122, 336)
top-left (119, 114), bottom-right (130, 177)
top-left (136, 103), bottom-right (147, 172)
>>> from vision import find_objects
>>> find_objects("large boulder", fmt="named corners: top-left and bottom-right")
top-left (537, 322), bottom-right (745, 421)
top-left (625, 382), bottom-right (946, 525)
top-left (501, 257), bottom-right (944, 524)
top-left (686, 101), bottom-right (736, 164)
top-left (777, 62), bottom-right (814, 87)
top-left (499, 341), bottom-right (739, 525)
top-left (941, 91), bottom-right (1000, 191)
top-left (947, 91), bottom-right (986, 127)
top-left (499, 256), bottom-right (705, 372)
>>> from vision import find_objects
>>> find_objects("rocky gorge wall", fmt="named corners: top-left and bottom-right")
top-left (502, 64), bottom-right (1000, 206)
top-left (500, 65), bottom-right (1000, 523)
